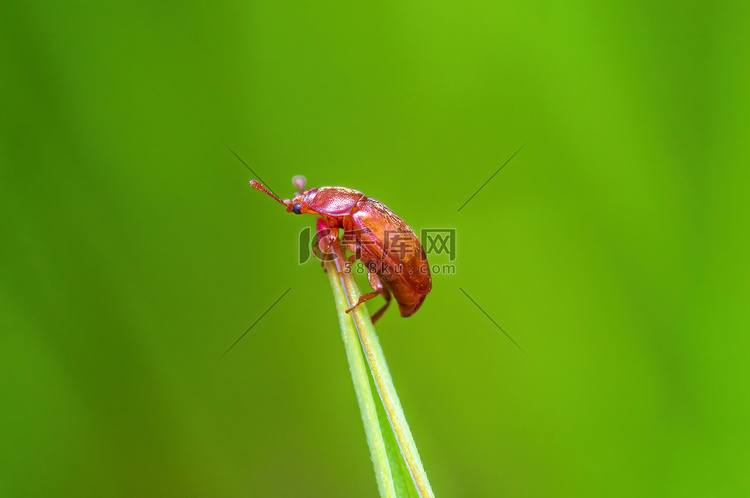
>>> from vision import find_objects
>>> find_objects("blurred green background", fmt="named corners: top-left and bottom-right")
top-left (2, 0), bottom-right (748, 496)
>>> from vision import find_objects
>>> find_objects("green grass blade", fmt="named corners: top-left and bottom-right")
top-left (324, 259), bottom-right (397, 498)
top-left (327, 241), bottom-right (435, 498)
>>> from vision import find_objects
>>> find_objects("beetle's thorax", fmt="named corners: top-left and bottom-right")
top-left (296, 186), bottom-right (364, 217)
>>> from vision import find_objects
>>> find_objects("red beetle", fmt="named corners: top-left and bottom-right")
top-left (250, 177), bottom-right (431, 323)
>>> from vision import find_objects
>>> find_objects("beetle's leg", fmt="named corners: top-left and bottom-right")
top-left (323, 230), bottom-right (343, 270)
top-left (313, 219), bottom-right (337, 265)
top-left (345, 271), bottom-right (391, 323)
top-left (313, 232), bottom-right (327, 268)
top-left (346, 290), bottom-right (379, 312)
top-left (370, 286), bottom-right (392, 324)
top-left (315, 228), bottom-right (339, 258)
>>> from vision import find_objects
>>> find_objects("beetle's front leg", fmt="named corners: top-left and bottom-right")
top-left (313, 221), bottom-right (339, 265)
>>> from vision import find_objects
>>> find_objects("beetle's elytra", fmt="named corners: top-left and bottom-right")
top-left (250, 177), bottom-right (432, 323)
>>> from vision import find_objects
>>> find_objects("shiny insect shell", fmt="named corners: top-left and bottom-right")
top-left (250, 178), bottom-right (432, 323)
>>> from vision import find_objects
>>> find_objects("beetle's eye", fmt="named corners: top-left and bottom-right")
top-left (292, 204), bottom-right (302, 215)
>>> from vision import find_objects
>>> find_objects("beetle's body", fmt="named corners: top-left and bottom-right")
top-left (250, 179), bottom-right (431, 322)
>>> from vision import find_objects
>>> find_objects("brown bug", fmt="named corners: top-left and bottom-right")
top-left (250, 177), bottom-right (431, 323)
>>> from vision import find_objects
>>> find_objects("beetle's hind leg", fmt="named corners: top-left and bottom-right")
top-left (345, 272), bottom-right (391, 323)
top-left (369, 287), bottom-right (391, 324)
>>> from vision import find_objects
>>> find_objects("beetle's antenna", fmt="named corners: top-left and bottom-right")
top-left (292, 175), bottom-right (306, 194)
top-left (224, 143), bottom-right (278, 197)
top-left (250, 179), bottom-right (287, 206)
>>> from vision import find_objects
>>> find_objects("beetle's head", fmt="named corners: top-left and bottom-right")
top-left (249, 177), bottom-right (318, 215)
top-left (286, 175), bottom-right (319, 215)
